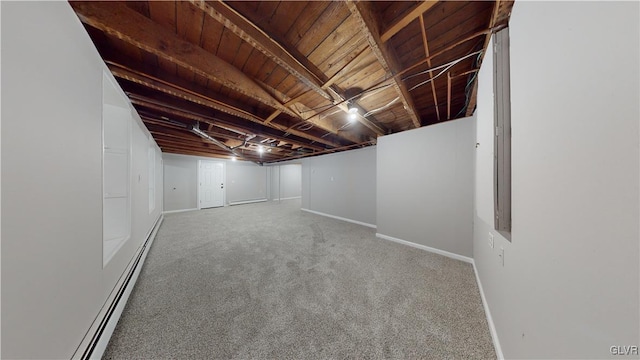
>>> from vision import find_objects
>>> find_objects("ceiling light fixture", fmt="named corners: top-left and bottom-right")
top-left (258, 146), bottom-right (264, 154)
top-left (347, 103), bottom-right (358, 121)
top-left (231, 156), bottom-right (237, 162)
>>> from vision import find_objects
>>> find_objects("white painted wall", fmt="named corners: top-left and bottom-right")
top-left (377, 117), bottom-right (475, 258)
top-left (227, 160), bottom-right (267, 203)
top-left (301, 147), bottom-right (376, 226)
top-left (162, 153), bottom-right (268, 211)
top-left (473, 2), bottom-right (639, 358)
top-left (1, 2), bottom-right (163, 358)
top-left (269, 163), bottom-right (302, 200)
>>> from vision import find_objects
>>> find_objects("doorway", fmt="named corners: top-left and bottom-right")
top-left (199, 160), bottom-right (224, 209)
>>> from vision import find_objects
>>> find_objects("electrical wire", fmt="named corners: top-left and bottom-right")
top-left (289, 49), bottom-right (485, 132)
top-left (402, 50), bottom-right (482, 82)
top-left (406, 50), bottom-right (483, 92)
top-left (296, 123), bottom-right (314, 131)
top-left (455, 51), bottom-right (484, 118)
top-left (364, 97), bottom-right (399, 117)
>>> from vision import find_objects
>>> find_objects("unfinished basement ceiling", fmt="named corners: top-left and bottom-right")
top-left (71, 1), bottom-right (513, 164)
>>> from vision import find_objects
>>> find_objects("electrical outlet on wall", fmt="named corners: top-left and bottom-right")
top-left (488, 232), bottom-right (494, 248)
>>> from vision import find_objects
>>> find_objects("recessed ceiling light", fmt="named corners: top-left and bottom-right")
top-left (231, 156), bottom-right (237, 161)
top-left (258, 146), bottom-right (264, 154)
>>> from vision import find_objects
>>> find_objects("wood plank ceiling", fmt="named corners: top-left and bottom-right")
top-left (71, 1), bottom-right (513, 164)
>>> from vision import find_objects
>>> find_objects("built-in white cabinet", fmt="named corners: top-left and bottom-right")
top-left (102, 72), bottom-right (132, 266)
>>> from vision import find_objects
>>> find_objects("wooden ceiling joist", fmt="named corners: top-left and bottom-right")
top-left (380, 1), bottom-right (439, 43)
top-left (129, 94), bottom-right (337, 149)
top-left (347, 1), bottom-right (422, 128)
top-left (108, 62), bottom-right (265, 124)
top-left (188, 0), bottom-right (331, 101)
top-left (419, 15), bottom-right (441, 122)
top-left (72, 0), bottom-right (511, 162)
top-left (190, 0), bottom-right (385, 137)
top-left (71, 2), bottom-right (293, 116)
top-left (110, 62), bottom-right (354, 145)
top-left (398, 29), bottom-right (491, 80)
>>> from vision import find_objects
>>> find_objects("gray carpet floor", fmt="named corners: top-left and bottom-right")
top-left (103, 199), bottom-right (495, 359)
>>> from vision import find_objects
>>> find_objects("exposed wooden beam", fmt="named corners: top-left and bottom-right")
top-left (129, 94), bottom-right (340, 148)
top-left (105, 62), bottom-right (338, 149)
top-left (264, 110), bottom-right (282, 124)
top-left (189, 0), bottom-right (331, 101)
top-left (107, 62), bottom-right (265, 124)
top-left (192, 0), bottom-right (385, 137)
top-left (380, 1), bottom-right (438, 43)
top-left (71, 2), bottom-right (292, 115)
top-left (142, 112), bottom-right (327, 153)
top-left (466, 0), bottom-right (501, 117)
top-left (419, 14), bottom-right (440, 122)
top-left (398, 29), bottom-right (491, 79)
top-left (143, 119), bottom-right (257, 148)
top-left (155, 138), bottom-right (278, 162)
top-left (347, 1), bottom-right (422, 128)
top-left (115, 62), bottom-right (356, 144)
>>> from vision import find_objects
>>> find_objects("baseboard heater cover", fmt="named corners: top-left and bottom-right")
top-left (228, 198), bottom-right (267, 206)
top-left (72, 214), bottom-right (164, 360)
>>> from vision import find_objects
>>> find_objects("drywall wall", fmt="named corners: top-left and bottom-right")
top-left (377, 117), bottom-right (475, 258)
top-left (1, 2), bottom-right (163, 358)
top-left (162, 153), bottom-right (268, 210)
top-left (473, 2), bottom-right (639, 358)
top-left (269, 163), bottom-right (302, 200)
top-left (301, 147), bottom-right (376, 226)
top-left (227, 160), bottom-right (267, 203)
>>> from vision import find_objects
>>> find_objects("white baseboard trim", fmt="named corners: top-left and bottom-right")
top-left (473, 262), bottom-right (504, 360)
top-left (375, 233), bottom-right (473, 264)
top-left (163, 208), bottom-right (198, 214)
top-left (229, 198), bottom-right (267, 206)
top-left (272, 196), bottom-right (301, 201)
top-left (73, 214), bottom-right (164, 360)
top-left (301, 208), bottom-right (377, 229)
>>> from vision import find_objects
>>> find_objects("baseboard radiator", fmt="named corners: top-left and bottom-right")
top-left (72, 214), bottom-right (164, 360)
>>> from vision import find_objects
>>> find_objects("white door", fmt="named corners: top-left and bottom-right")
top-left (199, 161), bottom-right (224, 208)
